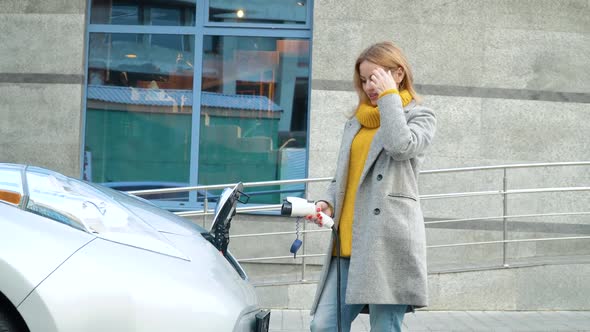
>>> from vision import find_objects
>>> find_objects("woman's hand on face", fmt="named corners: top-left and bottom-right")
top-left (369, 67), bottom-right (397, 95)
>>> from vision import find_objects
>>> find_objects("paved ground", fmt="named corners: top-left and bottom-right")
top-left (269, 310), bottom-right (590, 331)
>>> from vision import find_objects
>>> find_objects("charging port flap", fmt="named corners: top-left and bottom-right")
top-left (206, 182), bottom-right (243, 255)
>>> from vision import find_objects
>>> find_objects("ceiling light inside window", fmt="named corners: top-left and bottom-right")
top-left (125, 54), bottom-right (137, 58)
top-left (236, 9), bottom-right (244, 18)
top-left (296, 1), bottom-right (305, 6)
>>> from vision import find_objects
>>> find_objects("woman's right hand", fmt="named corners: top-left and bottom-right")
top-left (306, 201), bottom-right (333, 227)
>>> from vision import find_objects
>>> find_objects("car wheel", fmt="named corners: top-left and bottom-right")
top-left (0, 309), bottom-right (20, 332)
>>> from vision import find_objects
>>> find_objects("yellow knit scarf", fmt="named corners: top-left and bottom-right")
top-left (356, 89), bottom-right (413, 128)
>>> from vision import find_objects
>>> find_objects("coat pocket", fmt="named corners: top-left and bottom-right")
top-left (387, 193), bottom-right (417, 201)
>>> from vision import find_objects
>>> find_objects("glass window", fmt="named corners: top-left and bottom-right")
top-left (91, 0), bottom-right (196, 26)
top-left (199, 36), bottom-right (309, 203)
top-left (85, 1), bottom-right (313, 208)
top-left (209, 0), bottom-right (307, 25)
top-left (84, 33), bottom-right (195, 203)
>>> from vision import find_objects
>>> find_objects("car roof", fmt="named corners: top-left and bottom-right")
top-left (0, 163), bottom-right (26, 170)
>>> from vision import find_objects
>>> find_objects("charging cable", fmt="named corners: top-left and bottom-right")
top-left (281, 197), bottom-right (342, 332)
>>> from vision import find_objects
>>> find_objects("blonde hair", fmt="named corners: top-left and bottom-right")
top-left (353, 41), bottom-right (421, 109)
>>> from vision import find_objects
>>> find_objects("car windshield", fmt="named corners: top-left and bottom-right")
top-left (25, 167), bottom-right (183, 257)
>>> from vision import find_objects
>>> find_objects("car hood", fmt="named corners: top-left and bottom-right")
top-left (89, 185), bottom-right (212, 258)
top-left (15, 165), bottom-right (220, 262)
top-left (98, 186), bottom-right (206, 236)
top-left (87, 184), bottom-right (250, 281)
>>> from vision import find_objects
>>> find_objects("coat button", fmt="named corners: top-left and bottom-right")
top-left (373, 208), bottom-right (380, 215)
top-left (376, 174), bottom-right (383, 181)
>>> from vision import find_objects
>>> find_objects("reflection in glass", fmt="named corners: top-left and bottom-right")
top-left (199, 36), bottom-right (310, 203)
top-left (209, 0), bottom-right (307, 25)
top-left (91, 0), bottom-right (196, 26)
top-left (84, 33), bottom-right (194, 202)
top-left (0, 169), bottom-right (23, 194)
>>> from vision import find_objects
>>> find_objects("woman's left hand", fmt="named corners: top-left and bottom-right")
top-left (369, 67), bottom-right (397, 95)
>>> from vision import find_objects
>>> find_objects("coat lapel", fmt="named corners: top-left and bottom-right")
top-left (358, 101), bottom-right (414, 186)
top-left (358, 129), bottom-right (383, 186)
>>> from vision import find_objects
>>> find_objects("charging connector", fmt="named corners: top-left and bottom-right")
top-left (281, 197), bottom-right (341, 332)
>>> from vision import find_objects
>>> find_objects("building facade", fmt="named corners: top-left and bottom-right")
top-left (1, 0), bottom-right (589, 211)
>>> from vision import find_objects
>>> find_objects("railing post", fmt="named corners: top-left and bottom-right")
top-left (203, 189), bottom-right (208, 228)
top-left (502, 168), bottom-right (509, 267)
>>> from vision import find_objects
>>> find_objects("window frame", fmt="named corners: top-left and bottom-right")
top-left (82, 0), bottom-right (314, 211)
top-left (205, 0), bottom-right (313, 30)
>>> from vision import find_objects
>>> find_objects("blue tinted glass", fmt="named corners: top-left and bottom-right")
top-left (91, 0), bottom-right (196, 26)
top-left (85, 33), bottom-right (195, 202)
top-left (199, 36), bottom-right (309, 203)
top-left (209, 0), bottom-right (307, 25)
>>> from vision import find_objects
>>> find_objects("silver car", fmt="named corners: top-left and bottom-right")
top-left (0, 163), bottom-right (269, 332)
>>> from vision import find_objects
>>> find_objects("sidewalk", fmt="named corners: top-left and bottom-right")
top-left (269, 310), bottom-right (590, 331)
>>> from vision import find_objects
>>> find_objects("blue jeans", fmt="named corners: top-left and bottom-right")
top-left (310, 258), bottom-right (407, 332)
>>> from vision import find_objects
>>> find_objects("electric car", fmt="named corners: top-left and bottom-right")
top-left (0, 163), bottom-right (269, 332)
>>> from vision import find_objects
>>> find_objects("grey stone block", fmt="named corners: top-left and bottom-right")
top-left (0, 0), bottom-right (86, 14)
top-left (419, 95), bottom-right (484, 160)
top-left (256, 284), bottom-right (290, 309)
top-left (312, 1), bottom-right (590, 94)
top-left (0, 83), bottom-right (83, 177)
top-left (281, 309), bottom-right (303, 330)
top-left (515, 264), bottom-right (590, 310)
top-left (480, 98), bottom-right (590, 161)
top-left (312, 19), bottom-right (486, 89)
top-left (409, 24), bottom-right (485, 89)
top-left (428, 268), bottom-right (519, 310)
top-left (269, 310), bottom-right (282, 331)
top-left (287, 283), bottom-right (317, 310)
top-left (309, 90), bottom-right (354, 153)
top-left (482, 29), bottom-right (590, 93)
top-left (479, 0), bottom-right (589, 33)
top-left (311, 20), bottom-right (364, 82)
top-left (0, 14), bottom-right (85, 75)
top-left (307, 150), bottom-right (337, 181)
top-left (0, 142), bottom-right (80, 177)
top-left (315, 0), bottom-right (589, 34)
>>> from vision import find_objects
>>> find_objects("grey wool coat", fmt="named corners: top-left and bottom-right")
top-left (310, 93), bottom-right (436, 315)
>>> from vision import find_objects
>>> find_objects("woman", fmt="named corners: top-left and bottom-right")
top-left (309, 41), bottom-right (436, 331)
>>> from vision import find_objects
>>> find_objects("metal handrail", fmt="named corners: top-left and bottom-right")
top-left (128, 177), bottom-right (332, 196)
top-left (176, 204), bottom-right (283, 217)
top-left (128, 161), bottom-right (590, 196)
top-left (125, 161), bottom-right (590, 280)
top-left (231, 228), bottom-right (329, 239)
top-left (426, 235), bottom-right (590, 249)
top-left (172, 186), bottom-right (590, 216)
top-left (238, 253), bottom-right (327, 262)
top-left (419, 161), bottom-right (590, 175)
top-left (227, 211), bottom-right (590, 240)
top-left (424, 212), bottom-right (590, 225)
top-left (236, 236), bottom-right (590, 262)
top-left (421, 186), bottom-right (590, 200)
